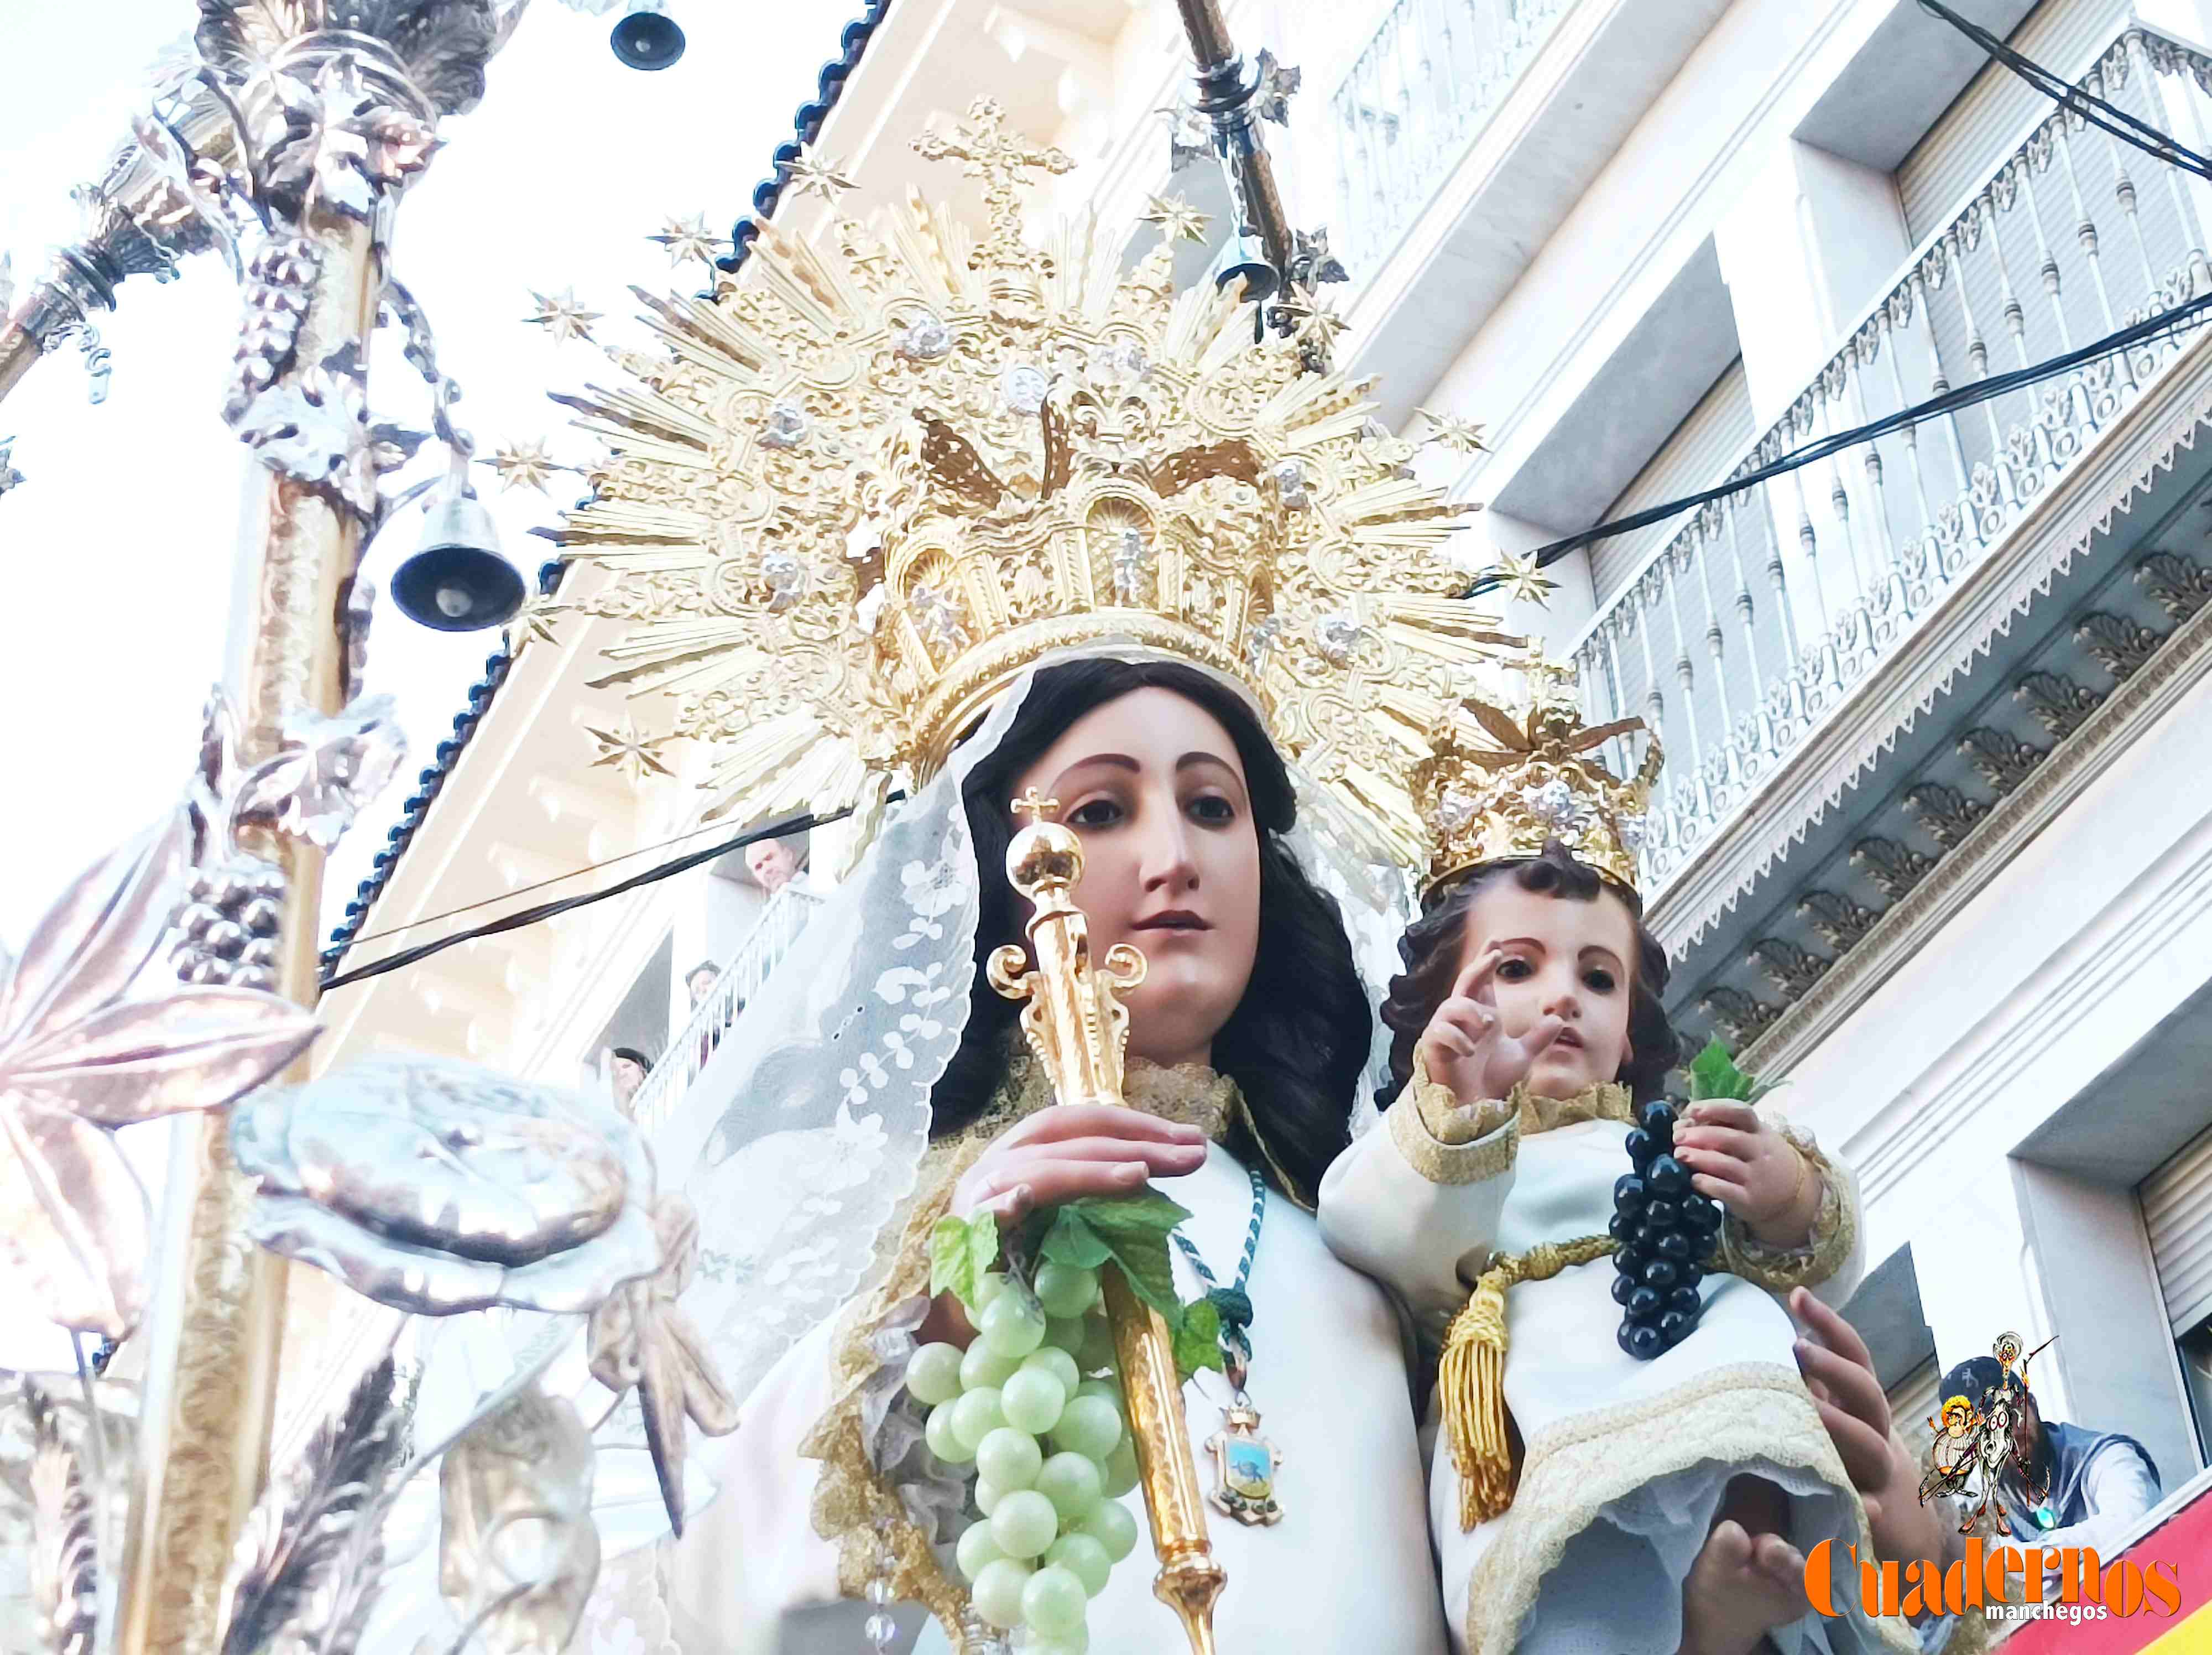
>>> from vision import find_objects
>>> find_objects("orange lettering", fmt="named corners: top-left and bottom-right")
top-left (2062, 1548), bottom-right (2104, 1605)
top-left (2105, 1558), bottom-right (2142, 1616)
top-left (1902, 1559), bottom-right (1940, 1617)
top-left (1985, 1542), bottom-right (2020, 1606)
top-left (1952, 1537), bottom-right (1986, 1612)
top-left (1853, 1544), bottom-right (1882, 1617)
top-left (1804, 1539), bottom-right (1840, 1618)
top-left (2146, 1560), bottom-right (2182, 1617)
top-left (1879, 1558), bottom-right (1903, 1618)
top-left (2022, 1548), bottom-right (2048, 1605)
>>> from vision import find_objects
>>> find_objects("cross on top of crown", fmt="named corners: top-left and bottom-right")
top-left (911, 97), bottom-right (1073, 273)
top-left (1518, 643), bottom-right (1578, 706)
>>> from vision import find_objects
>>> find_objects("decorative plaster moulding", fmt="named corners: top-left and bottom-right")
top-left (1648, 329), bottom-right (2212, 960)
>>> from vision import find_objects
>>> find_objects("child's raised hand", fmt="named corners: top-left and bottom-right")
top-left (1420, 943), bottom-right (1566, 1115)
top-left (1674, 1100), bottom-right (1820, 1246)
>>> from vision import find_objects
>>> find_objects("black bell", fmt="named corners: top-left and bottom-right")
top-left (1215, 232), bottom-right (1279, 305)
top-left (611, 4), bottom-right (685, 70)
top-left (392, 488), bottom-right (525, 633)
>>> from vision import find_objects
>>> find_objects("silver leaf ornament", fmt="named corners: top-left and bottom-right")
top-left (439, 1387), bottom-right (599, 1655)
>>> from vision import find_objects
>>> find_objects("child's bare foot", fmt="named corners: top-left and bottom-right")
top-left (1678, 1519), bottom-right (1808, 1655)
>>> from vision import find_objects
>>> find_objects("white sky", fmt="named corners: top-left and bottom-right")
top-left (0, 0), bottom-right (862, 1367)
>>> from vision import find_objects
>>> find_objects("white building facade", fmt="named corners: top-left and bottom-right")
top-left (306, 0), bottom-right (2212, 1623)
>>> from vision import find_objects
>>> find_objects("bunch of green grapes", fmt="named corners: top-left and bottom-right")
top-left (905, 1261), bottom-right (1143, 1653)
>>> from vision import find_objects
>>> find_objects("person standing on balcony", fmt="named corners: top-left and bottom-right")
top-left (609, 1044), bottom-right (653, 1117)
top-left (687, 957), bottom-right (725, 1068)
top-left (746, 833), bottom-right (812, 897)
top-left (1940, 1351), bottom-right (2161, 1584)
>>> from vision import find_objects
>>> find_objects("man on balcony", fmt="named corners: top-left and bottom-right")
top-left (745, 831), bottom-right (820, 898)
top-left (1940, 1354), bottom-right (2162, 1581)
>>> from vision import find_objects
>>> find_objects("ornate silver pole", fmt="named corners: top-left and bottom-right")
top-left (105, 8), bottom-right (521, 1652)
top-left (0, 77), bottom-right (243, 409)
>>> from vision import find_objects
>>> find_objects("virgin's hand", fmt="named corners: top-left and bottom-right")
top-left (1421, 943), bottom-right (1564, 1112)
top-left (952, 1102), bottom-right (1209, 1228)
top-left (1790, 1288), bottom-right (1950, 1583)
top-left (921, 1105), bottom-right (1208, 1349)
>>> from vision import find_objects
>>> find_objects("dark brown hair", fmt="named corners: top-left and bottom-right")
top-left (1379, 841), bottom-right (1678, 1105)
top-left (931, 657), bottom-right (1374, 1200)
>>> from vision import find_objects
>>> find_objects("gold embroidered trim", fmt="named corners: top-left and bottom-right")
top-left (1461, 1361), bottom-right (1919, 1655)
top-left (1390, 1081), bottom-right (1518, 1185)
top-left (1508, 1076), bottom-right (1634, 1135)
top-left (1719, 1121), bottom-right (1857, 1293)
top-left (801, 1046), bottom-right (1251, 1647)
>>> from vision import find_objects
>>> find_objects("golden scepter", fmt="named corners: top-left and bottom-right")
top-left (988, 788), bottom-right (1226, 1655)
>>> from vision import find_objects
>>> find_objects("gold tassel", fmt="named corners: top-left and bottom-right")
top-left (1438, 1235), bottom-right (1618, 1529)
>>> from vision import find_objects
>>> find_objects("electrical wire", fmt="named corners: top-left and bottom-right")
top-left (1462, 284), bottom-right (2212, 598)
top-left (338, 810), bottom-right (805, 951)
top-left (317, 804), bottom-right (855, 993)
top-left (326, 6), bottom-right (2212, 983)
top-left (1462, 4), bottom-right (2212, 600)
top-left (1915, 0), bottom-right (2212, 185)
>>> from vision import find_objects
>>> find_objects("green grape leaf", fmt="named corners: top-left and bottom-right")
top-left (929, 1212), bottom-right (999, 1308)
top-left (1687, 1038), bottom-right (1783, 1105)
top-left (1039, 1207), bottom-right (1114, 1271)
top-left (1062, 1193), bottom-right (1192, 1330)
top-left (1064, 1191), bottom-right (1191, 1250)
top-left (1173, 1298), bottom-right (1224, 1382)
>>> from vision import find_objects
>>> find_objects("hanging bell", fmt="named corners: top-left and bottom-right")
top-left (610, 1), bottom-right (685, 70)
top-left (392, 485), bottom-right (525, 633)
top-left (1215, 232), bottom-right (1279, 305)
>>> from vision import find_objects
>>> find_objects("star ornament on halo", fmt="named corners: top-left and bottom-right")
top-left (490, 437), bottom-right (565, 496)
top-left (650, 213), bottom-right (727, 269)
top-left (525, 287), bottom-right (601, 346)
top-left (1492, 551), bottom-right (1557, 607)
top-left (780, 144), bottom-right (857, 206)
top-left (504, 590), bottom-right (569, 655)
top-left (1141, 192), bottom-right (1209, 247)
top-left (1417, 409), bottom-right (1488, 455)
top-left (1277, 284), bottom-right (1348, 351)
top-left (585, 714), bottom-right (676, 785)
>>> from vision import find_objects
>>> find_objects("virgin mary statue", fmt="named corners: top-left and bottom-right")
top-left (533, 97), bottom-right (1535, 1653)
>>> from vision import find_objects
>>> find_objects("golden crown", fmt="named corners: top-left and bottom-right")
top-left (546, 99), bottom-right (1518, 863)
top-left (1412, 648), bottom-right (1661, 896)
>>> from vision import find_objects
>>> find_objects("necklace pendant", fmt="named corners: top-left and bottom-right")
top-left (1206, 1401), bottom-right (1284, 1527)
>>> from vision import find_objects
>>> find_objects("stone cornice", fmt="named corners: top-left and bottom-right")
top-left (1743, 540), bottom-right (2212, 1080)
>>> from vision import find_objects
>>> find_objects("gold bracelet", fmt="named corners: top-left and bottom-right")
top-left (1787, 1142), bottom-right (1812, 1216)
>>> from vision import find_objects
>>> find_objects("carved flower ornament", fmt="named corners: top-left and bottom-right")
top-left (0, 808), bottom-right (319, 1341)
top-left (230, 1055), bottom-right (662, 1318)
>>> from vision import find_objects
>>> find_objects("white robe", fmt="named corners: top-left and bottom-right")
top-left (1318, 1085), bottom-right (1919, 1655)
top-left (672, 1139), bottom-right (1453, 1654)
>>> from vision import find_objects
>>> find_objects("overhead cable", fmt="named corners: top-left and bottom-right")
top-left (317, 804), bottom-right (855, 993)
top-left (1462, 286), bottom-right (2212, 599)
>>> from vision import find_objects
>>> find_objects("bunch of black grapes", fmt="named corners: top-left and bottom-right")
top-left (1610, 1099), bottom-right (1725, 1359)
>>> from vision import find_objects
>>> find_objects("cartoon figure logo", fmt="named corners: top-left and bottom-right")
top-left (1916, 1331), bottom-right (2056, 1536)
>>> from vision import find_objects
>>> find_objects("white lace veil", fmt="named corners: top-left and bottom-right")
top-left (656, 643), bottom-right (1412, 1434)
top-left (416, 646), bottom-right (1417, 1651)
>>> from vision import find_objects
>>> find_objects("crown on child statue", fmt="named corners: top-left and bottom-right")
top-left (545, 97), bottom-right (1521, 865)
top-left (1413, 647), bottom-right (1663, 897)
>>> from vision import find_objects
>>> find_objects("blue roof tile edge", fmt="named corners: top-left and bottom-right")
top-left (322, 0), bottom-right (889, 970)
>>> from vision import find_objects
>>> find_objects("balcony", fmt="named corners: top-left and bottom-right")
top-left (1327, 0), bottom-right (1575, 272)
top-left (630, 883), bottom-right (826, 1136)
top-left (1567, 24), bottom-right (2212, 900)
